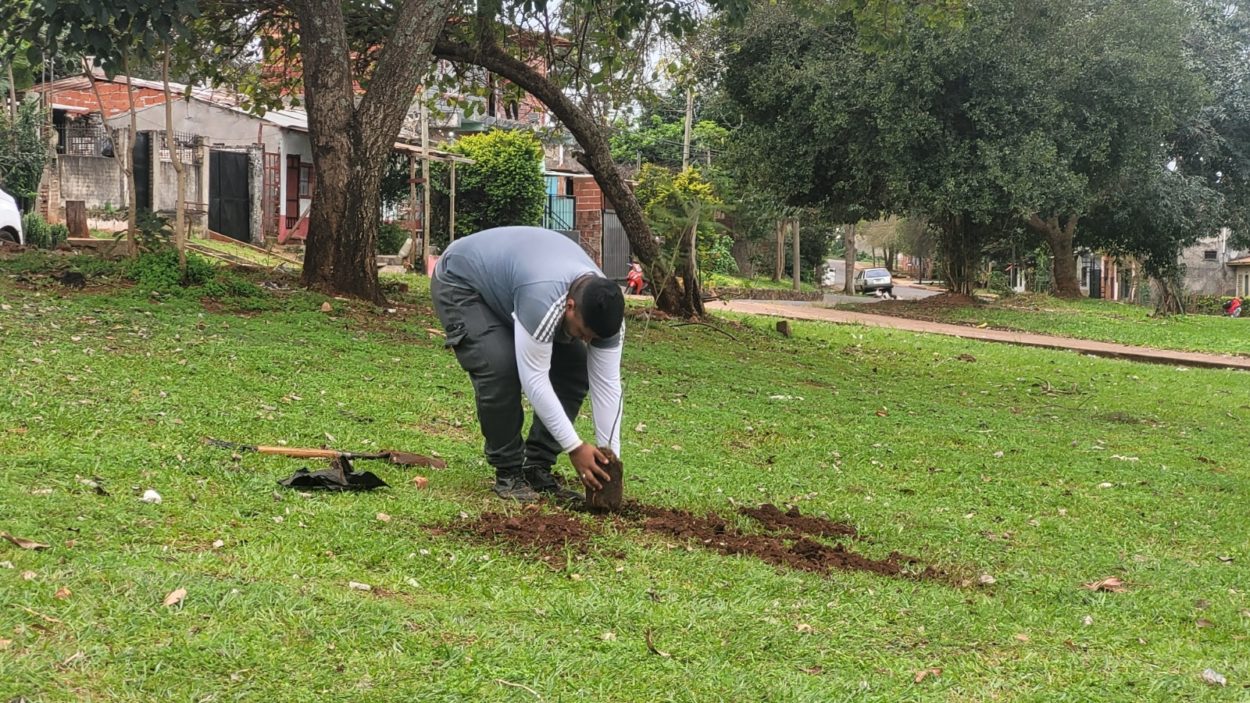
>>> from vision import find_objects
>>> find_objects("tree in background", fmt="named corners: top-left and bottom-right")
top-left (444, 129), bottom-right (545, 240)
top-left (0, 97), bottom-right (49, 206)
top-left (635, 164), bottom-right (732, 299)
top-left (1083, 169), bottom-right (1224, 314)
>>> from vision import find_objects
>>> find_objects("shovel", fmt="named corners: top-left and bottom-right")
top-left (205, 437), bottom-right (447, 469)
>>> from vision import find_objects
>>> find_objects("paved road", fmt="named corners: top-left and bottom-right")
top-left (820, 283), bottom-right (940, 305)
top-left (709, 299), bottom-right (1250, 371)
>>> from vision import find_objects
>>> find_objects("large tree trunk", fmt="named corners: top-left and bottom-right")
top-left (294, 0), bottom-right (454, 304)
top-left (843, 222), bottom-right (857, 295)
top-left (433, 37), bottom-right (701, 318)
top-left (1027, 213), bottom-right (1082, 298)
top-left (938, 213), bottom-right (984, 296)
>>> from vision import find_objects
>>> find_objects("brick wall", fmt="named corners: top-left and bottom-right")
top-left (573, 176), bottom-right (603, 266)
top-left (42, 84), bottom-right (167, 119)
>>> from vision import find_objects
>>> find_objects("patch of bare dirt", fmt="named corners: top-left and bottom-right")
top-left (441, 502), bottom-right (949, 583)
top-left (450, 510), bottom-right (600, 569)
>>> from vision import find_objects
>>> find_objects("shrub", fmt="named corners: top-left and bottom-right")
top-left (988, 270), bottom-right (1015, 298)
top-left (377, 221), bottom-right (409, 256)
top-left (1189, 294), bottom-right (1236, 316)
top-left (21, 212), bottom-right (51, 248)
top-left (444, 130), bottom-right (545, 239)
top-left (49, 223), bottom-right (69, 247)
top-left (125, 249), bottom-right (260, 299)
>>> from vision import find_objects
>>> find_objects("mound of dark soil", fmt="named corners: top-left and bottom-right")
top-left (442, 502), bottom-right (947, 583)
top-left (739, 503), bottom-right (858, 539)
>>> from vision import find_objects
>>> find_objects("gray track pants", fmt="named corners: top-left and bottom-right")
top-left (431, 273), bottom-right (588, 473)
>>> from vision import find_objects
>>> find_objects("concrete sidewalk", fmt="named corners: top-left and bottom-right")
top-left (709, 299), bottom-right (1250, 371)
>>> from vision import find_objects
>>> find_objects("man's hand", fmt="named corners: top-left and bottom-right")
top-left (569, 443), bottom-right (612, 490)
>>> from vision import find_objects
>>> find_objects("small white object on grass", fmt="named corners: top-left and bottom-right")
top-left (141, 490), bottom-right (162, 504)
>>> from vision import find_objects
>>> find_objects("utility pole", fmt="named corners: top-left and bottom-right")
top-left (682, 86), bottom-right (694, 170)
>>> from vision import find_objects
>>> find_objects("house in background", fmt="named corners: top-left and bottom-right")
top-left (1229, 255), bottom-right (1250, 297)
top-left (27, 71), bottom-right (310, 243)
top-left (1178, 228), bottom-right (1247, 297)
top-left (26, 63), bottom-right (627, 271)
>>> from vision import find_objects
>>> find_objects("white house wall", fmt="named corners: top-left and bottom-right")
top-left (279, 131), bottom-right (313, 221)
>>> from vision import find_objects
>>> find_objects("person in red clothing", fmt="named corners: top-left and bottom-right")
top-left (625, 259), bottom-right (645, 295)
top-left (1223, 296), bottom-right (1242, 317)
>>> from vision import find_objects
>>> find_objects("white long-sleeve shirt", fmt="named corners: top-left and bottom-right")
top-left (515, 317), bottom-right (622, 454)
top-left (436, 226), bottom-right (624, 456)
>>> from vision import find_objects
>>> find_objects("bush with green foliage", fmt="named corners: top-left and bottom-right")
top-left (21, 212), bottom-right (51, 248)
top-left (377, 221), bottom-right (409, 256)
top-left (131, 210), bottom-right (174, 253)
top-left (635, 165), bottom-right (737, 275)
top-left (443, 130), bottom-right (545, 240)
top-left (1189, 294), bottom-right (1243, 316)
top-left (49, 223), bottom-right (69, 247)
top-left (0, 99), bottom-right (51, 201)
top-left (988, 270), bottom-right (1015, 298)
top-left (125, 249), bottom-right (261, 299)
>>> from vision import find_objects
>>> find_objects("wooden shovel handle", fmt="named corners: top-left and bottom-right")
top-left (255, 446), bottom-right (344, 459)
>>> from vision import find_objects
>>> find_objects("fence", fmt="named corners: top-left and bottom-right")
top-left (56, 122), bottom-right (113, 158)
top-left (159, 131), bottom-right (203, 165)
top-left (544, 194), bottom-right (575, 231)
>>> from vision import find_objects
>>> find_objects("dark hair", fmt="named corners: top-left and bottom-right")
top-left (572, 275), bottom-right (625, 339)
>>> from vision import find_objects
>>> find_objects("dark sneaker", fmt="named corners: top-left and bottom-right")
top-left (525, 465), bottom-right (584, 502)
top-left (492, 476), bottom-right (540, 503)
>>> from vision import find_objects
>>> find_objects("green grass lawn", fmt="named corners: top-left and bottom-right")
top-left (2, 254), bottom-right (1249, 701)
top-left (840, 293), bottom-right (1250, 357)
top-left (705, 273), bottom-right (819, 293)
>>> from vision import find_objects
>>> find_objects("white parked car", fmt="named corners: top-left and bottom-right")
top-left (854, 267), bottom-right (894, 295)
top-left (0, 188), bottom-right (23, 245)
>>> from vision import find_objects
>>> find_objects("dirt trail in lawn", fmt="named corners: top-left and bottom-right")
top-left (710, 299), bottom-right (1250, 371)
top-left (440, 503), bottom-right (950, 583)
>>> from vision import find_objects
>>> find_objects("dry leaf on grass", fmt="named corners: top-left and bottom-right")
top-left (163, 588), bottom-right (187, 607)
top-left (1014, 633), bottom-right (1030, 642)
top-left (1082, 577), bottom-right (1128, 593)
top-left (914, 668), bottom-right (942, 683)
top-left (1, 532), bottom-right (49, 550)
top-left (53, 587), bottom-right (71, 600)
top-left (376, 513), bottom-right (392, 523)
top-left (0, 638), bottom-right (11, 650)
top-left (1196, 618), bottom-right (1214, 629)
top-left (410, 476), bottom-right (429, 489)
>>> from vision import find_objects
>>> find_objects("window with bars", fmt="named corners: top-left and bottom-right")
top-left (299, 163), bottom-right (315, 198)
top-left (1204, 250), bottom-right (1218, 261)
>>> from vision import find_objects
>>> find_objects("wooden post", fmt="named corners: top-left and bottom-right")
top-left (449, 161), bottom-right (457, 242)
top-left (420, 101), bottom-right (431, 273)
top-left (792, 217), bottom-right (801, 292)
top-left (773, 219), bottom-right (784, 282)
top-left (406, 152), bottom-right (418, 269)
top-left (65, 201), bottom-right (88, 238)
